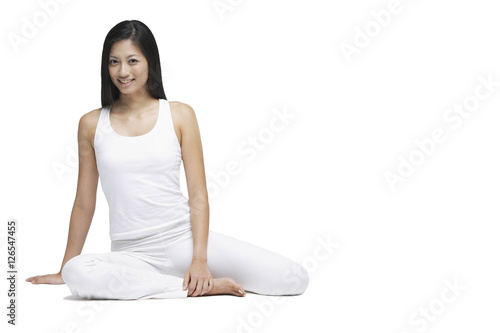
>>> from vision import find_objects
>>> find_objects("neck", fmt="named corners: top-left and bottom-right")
top-left (115, 89), bottom-right (156, 114)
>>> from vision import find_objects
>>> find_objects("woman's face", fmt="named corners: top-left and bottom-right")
top-left (108, 39), bottom-right (149, 96)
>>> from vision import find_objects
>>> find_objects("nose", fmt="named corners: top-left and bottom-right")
top-left (118, 63), bottom-right (130, 77)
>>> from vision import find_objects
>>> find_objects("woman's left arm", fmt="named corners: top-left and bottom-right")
top-left (174, 102), bottom-right (214, 297)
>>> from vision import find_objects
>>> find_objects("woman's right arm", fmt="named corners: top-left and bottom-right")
top-left (25, 109), bottom-right (100, 285)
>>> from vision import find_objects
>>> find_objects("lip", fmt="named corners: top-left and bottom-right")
top-left (118, 78), bottom-right (134, 86)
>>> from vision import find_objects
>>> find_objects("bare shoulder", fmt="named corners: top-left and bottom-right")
top-left (169, 101), bottom-right (196, 119)
top-left (168, 101), bottom-right (198, 145)
top-left (79, 108), bottom-right (102, 149)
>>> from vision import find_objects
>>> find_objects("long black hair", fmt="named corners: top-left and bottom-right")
top-left (100, 20), bottom-right (167, 107)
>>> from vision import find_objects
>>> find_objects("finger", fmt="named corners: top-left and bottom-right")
top-left (207, 277), bottom-right (214, 293)
top-left (188, 279), bottom-right (198, 296)
top-left (197, 278), bottom-right (206, 296)
top-left (202, 279), bottom-right (209, 295)
top-left (26, 276), bottom-right (40, 282)
top-left (192, 278), bottom-right (204, 297)
top-left (190, 279), bottom-right (200, 297)
top-left (183, 272), bottom-right (190, 291)
top-left (196, 280), bottom-right (205, 297)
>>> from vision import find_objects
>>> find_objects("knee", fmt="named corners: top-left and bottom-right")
top-left (281, 262), bottom-right (309, 295)
top-left (262, 261), bottom-right (309, 296)
top-left (61, 255), bottom-right (96, 288)
top-left (296, 264), bottom-right (310, 294)
top-left (61, 256), bottom-right (81, 287)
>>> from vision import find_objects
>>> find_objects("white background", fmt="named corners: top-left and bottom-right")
top-left (1, 0), bottom-right (499, 332)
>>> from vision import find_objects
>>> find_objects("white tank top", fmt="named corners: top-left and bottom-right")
top-left (93, 98), bottom-right (191, 242)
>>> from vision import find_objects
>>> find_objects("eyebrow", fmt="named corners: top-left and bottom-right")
top-left (109, 54), bottom-right (139, 59)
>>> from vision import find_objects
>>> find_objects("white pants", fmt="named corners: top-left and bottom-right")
top-left (61, 230), bottom-right (309, 300)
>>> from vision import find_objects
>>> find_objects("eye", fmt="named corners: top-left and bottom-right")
top-left (129, 59), bottom-right (138, 63)
top-left (109, 59), bottom-right (117, 64)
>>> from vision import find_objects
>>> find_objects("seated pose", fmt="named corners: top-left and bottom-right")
top-left (25, 20), bottom-right (309, 300)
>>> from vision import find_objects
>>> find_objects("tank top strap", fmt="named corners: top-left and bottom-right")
top-left (94, 105), bottom-right (113, 148)
top-left (155, 99), bottom-right (166, 132)
top-left (160, 99), bottom-right (181, 148)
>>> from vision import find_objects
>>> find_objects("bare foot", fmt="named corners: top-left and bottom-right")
top-left (202, 277), bottom-right (246, 297)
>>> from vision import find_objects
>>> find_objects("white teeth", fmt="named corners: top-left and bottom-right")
top-left (119, 79), bottom-right (133, 83)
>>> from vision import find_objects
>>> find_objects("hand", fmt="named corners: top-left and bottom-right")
top-left (183, 260), bottom-right (214, 296)
top-left (25, 272), bottom-right (65, 285)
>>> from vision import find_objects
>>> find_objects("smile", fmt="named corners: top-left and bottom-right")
top-left (118, 79), bottom-right (134, 85)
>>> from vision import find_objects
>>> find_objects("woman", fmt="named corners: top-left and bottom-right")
top-left (25, 20), bottom-right (309, 300)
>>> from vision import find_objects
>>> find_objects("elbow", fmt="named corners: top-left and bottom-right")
top-left (73, 199), bottom-right (96, 214)
top-left (189, 190), bottom-right (208, 206)
top-left (189, 194), bottom-right (209, 212)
